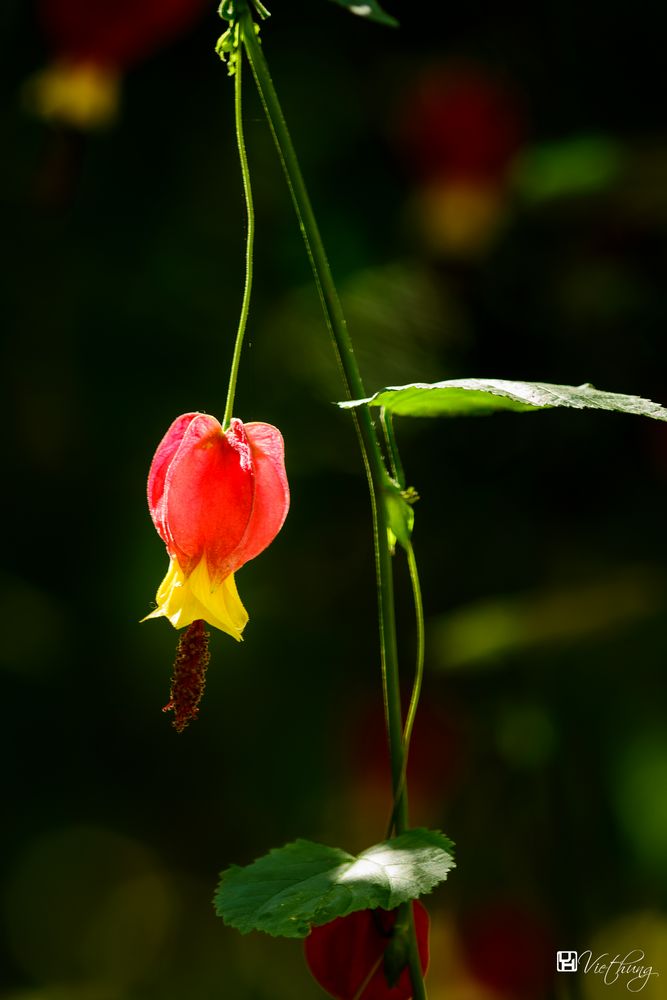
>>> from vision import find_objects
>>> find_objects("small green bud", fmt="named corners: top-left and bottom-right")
top-left (215, 29), bottom-right (234, 56)
top-left (384, 480), bottom-right (415, 552)
top-left (215, 26), bottom-right (241, 75)
top-left (382, 920), bottom-right (410, 987)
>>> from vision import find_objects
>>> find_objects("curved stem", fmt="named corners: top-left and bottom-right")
top-left (366, 447), bottom-right (408, 837)
top-left (353, 953), bottom-right (385, 1000)
top-left (386, 540), bottom-right (425, 839)
top-left (251, 0), bottom-right (271, 17)
top-left (223, 44), bottom-right (255, 430)
top-left (403, 542), bottom-right (425, 777)
top-left (239, 18), bottom-right (364, 406)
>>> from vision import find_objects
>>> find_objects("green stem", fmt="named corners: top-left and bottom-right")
top-left (239, 14), bottom-right (426, 998)
top-left (241, 21), bottom-right (365, 406)
top-left (403, 543), bottom-right (425, 779)
top-left (223, 43), bottom-right (255, 430)
top-left (386, 540), bottom-right (425, 839)
top-left (239, 12), bottom-right (406, 810)
top-left (380, 408), bottom-right (406, 489)
top-left (353, 953), bottom-right (385, 1000)
top-left (379, 410), bottom-right (424, 835)
top-left (250, 0), bottom-right (271, 17)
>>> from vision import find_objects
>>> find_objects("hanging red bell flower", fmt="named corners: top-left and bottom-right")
top-left (304, 902), bottom-right (430, 1000)
top-left (144, 412), bottom-right (289, 640)
top-left (26, 0), bottom-right (209, 128)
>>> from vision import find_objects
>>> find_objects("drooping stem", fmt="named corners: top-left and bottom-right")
top-left (241, 22), bottom-right (367, 408)
top-left (238, 13), bottom-right (426, 998)
top-left (386, 540), bottom-right (425, 839)
top-left (223, 43), bottom-right (255, 430)
top-left (403, 542), bottom-right (425, 787)
top-left (380, 407), bottom-right (425, 822)
top-left (365, 444), bottom-right (408, 837)
top-left (381, 409), bottom-right (425, 781)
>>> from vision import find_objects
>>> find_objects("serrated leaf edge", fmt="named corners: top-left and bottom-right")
top-left (338, 378), bottom-right (667, 422)
top-left (214, 828), bottom-right (455, 938)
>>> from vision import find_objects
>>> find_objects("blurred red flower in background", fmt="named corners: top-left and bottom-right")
top-left (26, 0), bottom-right (209, 127)
top-left (459, 899), bottom-right (555, 997)
top-left (305, 902), bottom-right (430, 1000)
top-left (396, 64), bottom-right (525, 257)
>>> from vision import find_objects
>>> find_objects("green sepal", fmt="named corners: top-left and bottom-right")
top-left (215, 26), bottom-right (240, 75)
top-left (383, 913), bottom-right (411, 986)
top-left (219, 0), bottom-right (270, 21)
top-left (384, 481), bottom-right (414, 552)
top-left (218, 0), bottom-right (238, 21)
top-left (214, 828), bottom-right (455, 939)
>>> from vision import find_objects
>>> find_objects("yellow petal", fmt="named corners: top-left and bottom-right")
top-left (142, 558), bottom-right (248, 640)
top-left (23, 61), bottom-right (120, 130)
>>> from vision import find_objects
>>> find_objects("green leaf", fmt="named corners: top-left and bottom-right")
top-left (431, 567), bottom-right (665, 673)
top-left (513, 134), bottom-right (622, 204)
top-left (328, 0), bottom-right (399, 28)
top-left (214, 829), bottom-right (454, 938)
top-left (339, 378), bottom-right (667, 421)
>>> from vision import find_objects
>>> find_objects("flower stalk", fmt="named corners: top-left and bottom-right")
top-left (223, 39), bottom-right (255, 430)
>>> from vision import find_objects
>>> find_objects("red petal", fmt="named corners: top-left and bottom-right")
top-left (161, 415), bottom-right (255, 578)
top-left (148, 415), bottom-right (289, 583)
top-left (304, 902), bottom-right (429, 1000)
top-left (148, 412), bottom-right (199, 548)
top-left (227, 422), bottom-right (290, 571)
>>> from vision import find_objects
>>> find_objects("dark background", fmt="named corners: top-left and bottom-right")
top-left (2, 1), bottom-right (667, 997)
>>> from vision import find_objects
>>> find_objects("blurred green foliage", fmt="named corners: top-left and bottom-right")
top-left (2, 0), bottom-right (667, 997)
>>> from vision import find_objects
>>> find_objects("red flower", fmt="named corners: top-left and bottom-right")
top-left (37, 0), bottom-right (209, 70)
top-left (144, 413), bottom-right (289, 639)
top-left (26, 0), bottom-right (209, 128)
top-left (395, 65), bottom-right (525, 258)
top-left (305, 903), bottom-right (430, 1000)
top-left (398, 66), bottom-right (524, 185)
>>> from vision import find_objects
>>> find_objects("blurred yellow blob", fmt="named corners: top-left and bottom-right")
top-left (580, 912), bottom-right (667, 999)
top-left (2, 826), bottom-right (174, 988)
top-left (23, 61), bottom-right (119, 129)
top-left (411, 180), bottom-right (507, 259)
top-left (424, 910), bottom-right (505, 1000)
